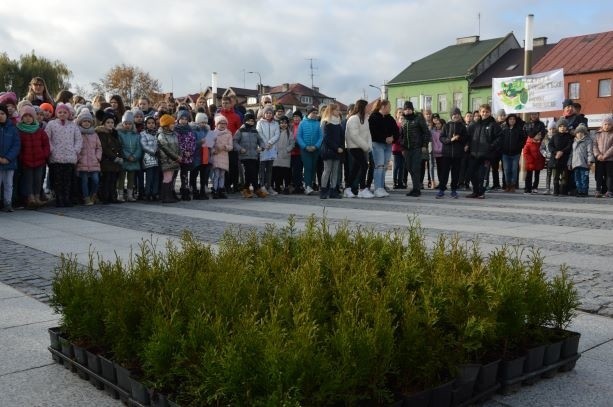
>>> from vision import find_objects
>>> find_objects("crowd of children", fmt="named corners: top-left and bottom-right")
top-left (1, 78), bottom-right (613, 212)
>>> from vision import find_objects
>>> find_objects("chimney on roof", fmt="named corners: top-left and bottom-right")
top-left (456, 35), bottom-right (479, 45)
top-left (312, 86), bottom-right (319, 93)
top-left (282, 83), bottom-right (290, 92)
top-left (533, 37), bottom-right (547, 47)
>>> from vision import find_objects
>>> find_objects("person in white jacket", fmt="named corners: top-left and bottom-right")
top-left (344, 100), bottom-right (373, 198)
top-left (256, 106), bottom-right (280, 194)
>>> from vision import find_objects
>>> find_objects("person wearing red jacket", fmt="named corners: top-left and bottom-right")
top-left (17, 105), bottom-right (50, 208)
top-left (522, 132), bottom-right (546, 194)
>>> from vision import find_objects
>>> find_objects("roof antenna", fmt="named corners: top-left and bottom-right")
top-left (478, 12), bottom-right (481, 37)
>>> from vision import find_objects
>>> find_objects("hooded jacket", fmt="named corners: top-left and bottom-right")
top-left (140, 128), bottom-right (159, 169)
top-left (77, 132), bottom-right (102, 172)
top-left (548, 131), bottom-right (573, 170)
top-left (157, 128), bottom-right (180, 172)
top-left (440, 119), bottom-right (468, 158)
top-left (320, 120), bottom-right (345, 160)
top-left (45, 118), bottom-right (82, 164)
top-left (234, 123), bottom-right (266, 161)
top-left (401, 112), bottom-right (430, 150)
top-left (297, 117), bottom-right (324, 150)
top-left (117, 123), bottom-right (143, 171)
top-left (522, 137), bottom-right (545, 172)
top-left (593, 129), bottom-right (613, 161)
top-left (499, 116), bottom-right (527, 156)
top-left (568, 135), bottom-right (594, 169)
top-left (96, 126), bottom-right (122, 172)
top-left (0, 120), bottom-right (20, 171)
top-left (467, 116), bottom-right (502, 160)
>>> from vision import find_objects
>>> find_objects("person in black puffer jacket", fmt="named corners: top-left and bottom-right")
top-left (500, 114), bottom-right (527, 192)
top-left (548, 118), bottom-right (573, 196)
top-left (438, 107), bottom-right (468, 197)
top-left (466, 104), bottom-right (502, 198)
top-left (401, 101), bottom-right (430, 197)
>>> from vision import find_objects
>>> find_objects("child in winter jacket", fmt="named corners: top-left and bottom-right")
top-left (319, 105), bottom-right (344, 199)
top-left (540, 121), bottom-right (556, 194)
top-left (548, 118), bottom-right (573, 196)
top-left (272, 116), bottom-right (295, 194)
top-left (0, 104), bottom-right (21, 212)
top-left (593, 116), bottom-right (613, 197)
top-left (140, 116), bottom-right (160, 201)
top-left (234, 111), bottom-right (266, 198)
top-left (567, 124), bottom-right (594, 197)
top-left (522, 132), bottom-right (545, 194)
top-left (17, 105), bottom-right (50, 208)
top-left (96, 112), bottom-right (123, 204)
top-left (175, 109), bottom-right (196, 200)
top-left (190, 113), bottom-right (211, 200)
top-left (210, 115), bottom-right (233, 199)
top-left (116, 111), bottom-right (143, 202)
top-left (257, 105), bottom-right (280, 195)
top-left (45, 102), bottom-right (82, 207)
top-left (76, 110), bottom-right (102, 205)
top-left (157, 114), bottom-right (180, 203)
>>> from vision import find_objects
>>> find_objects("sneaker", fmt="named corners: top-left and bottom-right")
top-left (595, 192), bottom-right (603, 198)
top-left (268, 187), bottom-right (278, 196)
top-left (84, 197), bottom-right (94, 206)
top-left (358, 188), bottom-right (374, 199)
top-left (532, 189), bottom-right (539, 194)
top-left (543, 189), bottom-right (551, 195)
top-left (435, 190), bottom-right (445, 199)
top-left (305, 186), bottom-right (314, 195)
top-left (450, 190), bottom-right (458, 199)
top-left (343, 188), bottom-right (356, 198)
top-left (605, 192), bottom-right (612, 198)
top-left (477, 194), bottom-right (485, 199)
top-left (374, 188), bottom-right (387, 198)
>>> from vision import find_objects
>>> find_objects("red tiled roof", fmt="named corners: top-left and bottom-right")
top-left (275, 93), bottom-right (303, 106)
top-left (268, 83), bottom-right (331, 99)
top-left (533, 31), bottom-right (613, 75)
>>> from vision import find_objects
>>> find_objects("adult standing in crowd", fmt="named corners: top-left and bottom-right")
top-left (368, 99), bottom-right (399, 198)
top-left (296, 106), bottom-right (323, 195)
top-left (437, 107), bottom-right (467, 198)
top-left (24, 77), bottom-right (54, 107)
top-left (400, 101), bottom-right (430, 197)
top-left (344, 100), bottom-right (373, 199)
top-left (466, 104), bottom-right (502, 199)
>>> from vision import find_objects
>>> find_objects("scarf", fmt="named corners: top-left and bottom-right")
top-left (17, 121), bottom-right (39, 133)
top-left (327, 116), bottom-right (341, 125)
top-left (174, 123), bottom-right (191, 135)
top-left (79, 125), bottom-right (95, 134)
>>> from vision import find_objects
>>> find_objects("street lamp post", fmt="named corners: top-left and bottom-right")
top-left (369, 84), bottom-right (383, 100)
top-left (248, 71), bottom-right (262, 103)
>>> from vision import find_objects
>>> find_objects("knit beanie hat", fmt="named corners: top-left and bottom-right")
top-left (122, 111), bottom-right (134, 123)
top-left (131, 108), bottom-right (144, 118)
top-left (55, 102), bottom-right (71, 116)
top-left (547, 121), bottom-right (556, 130)
top-left (40, 103), bottom-right (54, 115)
top-left (159, 114), bottom-right (174, 128)
top-left (0, 92), bottom-right (17, 105)
top-left (195, 112), bottom-right (208, 124)
top-left (574, 124), bottom-right (588, 135)
top-left (603, 116), bottom-right (613, 126)
top-left (214, 114), bottom-right (228, 125)
top-left (176, 109), bottom-right (190, 121)
top-left (556, 118), bottom-right (569, 128)
top-left (19, 105), bottom-right (37, 121)
top-left (77, 109), bottom-right (93, 125)
top-left (262, 105), bottom-right (274, 114)
top-left (292, 110), bottom-right (303, 119)
top-left (244, 111), bottom-right (256, 122)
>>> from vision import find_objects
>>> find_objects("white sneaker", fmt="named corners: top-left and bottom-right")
top-left (374, 188), bottom-right (387, 198)
top-left (305, 186), bottom-right (314, 195)
top-left (358, 188), bottom-right (374, 199)
top-left (116, 190), bottom-right (125, 202)
top-left (268, 187), bottom-right (278, 196)
top-left (343, 188), bottom-right (355, 198)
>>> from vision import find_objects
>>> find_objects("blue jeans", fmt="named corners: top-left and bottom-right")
top-left (144, 166), bottom-right (160, 196)
top-left (393, 153), bottom-right (404, 186)
top-left (573, 167), bottom-right (589, 193)
top-left (372, 142), bottom-right (392, 190)
top-left (502, 154), bottom-right (520, 186)
top-left (300, 149), bottom-right (319, 188)
top-left (79, 171), bottom-right (100, 197)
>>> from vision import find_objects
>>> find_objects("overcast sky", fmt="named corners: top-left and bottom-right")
top-left (1, 0), bottom-right (611, 105)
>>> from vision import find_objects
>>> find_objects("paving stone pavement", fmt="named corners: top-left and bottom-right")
top-left (0, 187), bottom-right (612, 316)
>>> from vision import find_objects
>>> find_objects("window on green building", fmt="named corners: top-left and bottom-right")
top-left (438, 94), bottom-right (447, 112)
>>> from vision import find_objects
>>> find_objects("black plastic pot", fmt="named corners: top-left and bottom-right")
top-left (430, 379), bottom-right (454, 407)
top-left (86, 350), bottom-right (104, 390)
top-left (72, 344), bottom-right (89, 380)
top-left (543, 340), bottom-right (563, 366)
top-left (475, 359), bottom-right (500, 393)
top-left (58, 336), bottom-right (74, 371)
top-left (561, 331), bottom-right (581, 358)
top-left (148, 389), bottom-right (170, 407)
top-left (499, 355), bottom-right (526, 381)
top-left (403, 388), bottom-right (431, 407)
top-left (130, 376), bottom-right (151, 406)
top-left (523, 344), bottom-right (546, 373)
top-left (452, 363), bottom-right (480, 406)
top-left (167, 398), bottom-right (181, 407)
top-left (114, 362), bottom-right (132, 402)
top-left (48, 327), bottom-right (63, 364)
top-left (99, 354), bottom-right (119, 399)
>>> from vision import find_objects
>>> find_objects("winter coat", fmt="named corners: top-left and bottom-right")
top-left (45, 119), bottom-right (82, 164)
top-left (593, 130), bottom-right (613, 162)
top-left (96, 126), bottom-right (122, 172)
top-left (401, 112), bottom-right (431, 150)
top-left (175, 124), bottom-right (196, 166)
top-left (297, 117), bottom-right (324, 150)
top-left (499, 124), bottom-right (527, 156)
top-left (344, 115), bottom-right (371, 152)
top-left (540, 135), bottom-right (553, 161)
top-left (0, 121), bottom-right (20, 171)
top-left (568, 136), bottom-right (594, 170)
top-left (234, 124), bottom-right (265, 161)
top-left (522, 137), bottom-right (545, 171)
top-left (440, 120), bottom-right (468, 159)
top-left (140, 129), bottom-right (159, 169)
top-left (157, 128), bottom-right (180, 172)
top-left (524, 119), bottom-right (546, 138)
top-left (320, 121), bottom-right (345, 160)
top-left (211, 129), bottom-right (233, 171)
top-left (217, 108), bottom-right (242, 134)
top-left (290, 121), bottom-right (301, 156)
top-left (77, 133), bottom-right (102, 172)
top-left (117, 124), bottom-right (143, 171)
top-left (257, 118), bottom-right (280, 162)
top-left (190, 125), bottom-right (209, 168)
top-left (18, 126), bottom-right (49, 168)
top-left (368, 111), bottom-right (399, 144)
top-left (548, 131), bottom-right (573, 170)
top-left (430, 127), bottom-right (444, 157)
top-left (273, 128), bottom-right (295, 168)
top-left (467, 116), bottom-right (502, 160)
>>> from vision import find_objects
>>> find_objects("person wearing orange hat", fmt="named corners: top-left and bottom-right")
top-left (157, 114), bottom-right (180, 203)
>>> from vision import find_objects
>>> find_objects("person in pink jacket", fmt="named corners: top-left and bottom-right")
top-left (45, 102), bottom-right (82, 207)
top-left (210, 115), bottom-right (233, 199)
top-left (76, 110), bottom-right (102, 205)
top-left (593, 116), bottom-right (613, 197)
